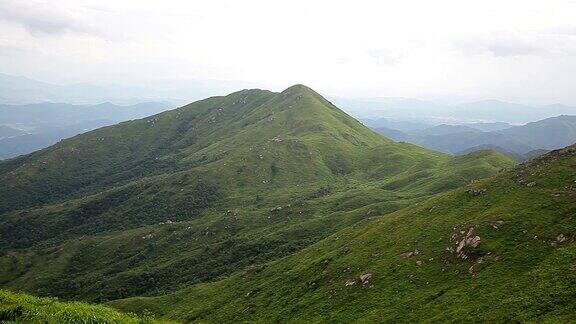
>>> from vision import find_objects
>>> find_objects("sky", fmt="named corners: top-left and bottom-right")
top-left (1, 0), bottom-right (576, 104)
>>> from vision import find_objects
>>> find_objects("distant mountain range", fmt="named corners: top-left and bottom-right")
top-left (365, 115), bottom-right (576, 160)
top-left (0, 101), bottom-right (174, 159)
top-left (0, 72), bottom-right (258, 105)
top-left (334, 97), bottom-right (576, 124)
top-left (3, 72), bottom-right (576, 125)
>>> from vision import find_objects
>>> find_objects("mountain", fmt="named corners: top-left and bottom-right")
top-left (0, 101), bottom-right (174, 159)
top-left (415, 124), bottom-right (480, 137)
top-left (111, 144), bottom-right (576, 322)
top-left (373, 126), bottom-right (408, 142)
top-left (0, 85), bottom-right (514, 304)
top-left (0, 125), bottom-right (25, 139)
top-left (370, 115), bottom-right (576, 159)
top-left (448, 100), bottom-right (576, 124)
top-left (0, 73), bottom-right (144, 105)
top-left (332, 97), bottom-right (445, 120)
top-left (0, 72), bottom-right (258, 106)
top-left (455, 144), bottom-right (526, 162)
top-left (448, 100), bottom-right (534, 123)
top-left (410, 131), bottom-right (534, 156)
top-left (0, 101), bottom-right (173, 125)
top-left (335, 95), bottom-right (576, 124)
top-left (361, 117), bottom-right (431, 133)
top-left (498, 115), bottom-right (576, 150)
top-left (0, 120), bottom-right (113, 159)
top-left (465, 121), bottom-right (512, 132)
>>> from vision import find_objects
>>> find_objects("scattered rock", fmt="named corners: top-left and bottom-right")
top-left (226, 209), bottom-right (239, 220)
top-left (557, 234), bottom-right (567, 243)
top-left (401, 249), bottom-right (419, 258)
top-left (141, 233), bottom-right (153, 240)
top-left (468, 257), bottom-right (485, 276)
top-left (345, 279), bottom-right (356, 287)
top-left (359, 273), bottom-right (372, 285)
top-left (468, 188), bottom-right (487, 196)
top-left (490, 220), bottom-right (504, 229)
top-left (416, 260), bottom-right (422, 266)
top-left (452, 227), bottom-right (481, 260)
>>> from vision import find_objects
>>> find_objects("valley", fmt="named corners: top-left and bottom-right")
top-left (0, 86), bottom-right (523, 321)
top-left (0, 85), bottom-right (574, 323)
top-left (2, 1), bottom-right (576, 322)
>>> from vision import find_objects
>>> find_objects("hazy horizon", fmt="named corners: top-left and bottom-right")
top-left (1, 0), bottom-right (576, 106)
top-left (3, 71), bottom-right (576, 109)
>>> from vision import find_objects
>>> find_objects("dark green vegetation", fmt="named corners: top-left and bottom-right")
top-left (113, 144), bottom-right (576, 322)
top-left (0, 289), bottom-right (164, 323)
top-left (0, 84), bottom-right (514, 311)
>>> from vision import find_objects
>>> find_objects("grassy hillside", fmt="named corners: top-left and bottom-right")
top-left (0, 289), bottom-right (164, 323)
top-left (0, 85), bottom-right (514, 304)
top-left (112, 145), bottom-right (576, 322)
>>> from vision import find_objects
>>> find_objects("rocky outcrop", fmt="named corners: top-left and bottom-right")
top-left (401, 249), bottom-right (419, 258)
top-left (359, 273), bottom-right (372, 285)
top-left (451, 227), bottom-right (481, 260)
top-left (345, 279), bottom-right (356, 287)
top-left (467, 188), bottom-right (487, 196)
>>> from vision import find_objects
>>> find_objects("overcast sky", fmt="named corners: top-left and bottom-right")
top-left (1, 0), bottom-right (576, 104)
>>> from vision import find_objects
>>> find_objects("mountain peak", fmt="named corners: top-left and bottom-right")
top-left (281, 84), bottom-right (315, 96)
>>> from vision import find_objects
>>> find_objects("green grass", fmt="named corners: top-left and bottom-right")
top-left (0, 289), bottom-right (167, 323)
top-left (111, 145), bottom-right (576, 322)
top-left (0, 85), bottom-right (515, 310)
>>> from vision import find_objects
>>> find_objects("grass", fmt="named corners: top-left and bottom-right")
top-left (111, 145), bottom-right (576, 322)
top-left (0, 289), bottom-right (168, 323)
top-left (0, 85), bottom-right (516, 313)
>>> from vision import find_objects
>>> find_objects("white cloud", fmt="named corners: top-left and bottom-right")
top-left (0, 0), bottom-right (576, 104)
top-left (0, 0), bottom-right (101, 37)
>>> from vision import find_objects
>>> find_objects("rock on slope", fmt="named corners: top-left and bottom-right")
top-left (0, 85), bottom-right (514, 304)
top-left (112, 145), bottom-right (576, 322)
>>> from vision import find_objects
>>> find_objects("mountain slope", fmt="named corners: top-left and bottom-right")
top-left (416, 124), bottom-right (480, 136)
top-left (0, 85), bottom-right (514, 303)
top-left (411, 130), bottom-right (534, 155)
top-left (0, 125), bottom-right (25, 139)
top-left (499, 115), bottom-right (576, 149)
top-left (113, 144), bottom-right (576, 322)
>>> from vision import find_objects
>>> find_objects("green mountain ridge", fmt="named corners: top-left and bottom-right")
top-left (0, 85), bottom-right (516, 319)
top-left (112, 144), bottom-right (576, 322)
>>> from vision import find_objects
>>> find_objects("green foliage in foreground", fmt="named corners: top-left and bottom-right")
top-left (112, 145), bottom-right (576, 322)
top-left (0, 289), bottom-right (165, 323)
